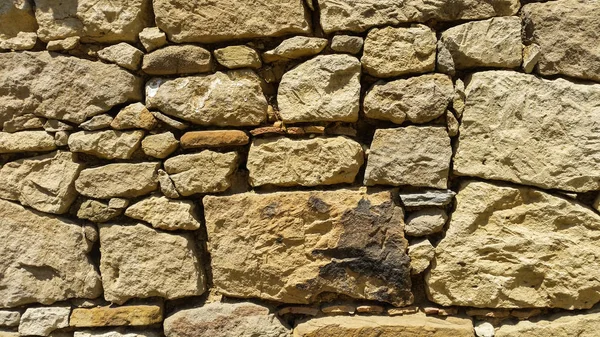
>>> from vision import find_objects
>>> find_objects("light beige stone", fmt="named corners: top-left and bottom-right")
top-left (76, 199), bottom-right (122, 223)
top-left (446, 111), bottom-right (459, 137)
top-left (522, 44), bottom-right (541, 74)
top-left (408, 239), bottom-right (435, 275)
top-left (46, 37), bottom-right (80, 51)
top-left (0, 0), bottom-right (38, 41)
top-left (0, 131), bottom-right (56, 153)
top-left (80, 115), bottom-right (113, 131)
top-left (98, 223), bottom-right (205, 304)
top-left (405, 208), bottom-right (448, 237)
top-left (331, 35), bottom-right (363, 54)
top-left (158, 169), bottom-right (180, 199)
top-left (204, 189), bottom-right (413, 306)
top-left (496, 309), bottom-right (600, 337)
top-left (108, 198), bottom-right (129, 209)
top-left (75, 162), bottom-right (159, 199)
top-left (454, 71), bottom-right (600, 192)
top-left (111, 103), bottom-right (157, 130)
top-left (0, 31), bottom-right (37, 50)
top-left (214, 46), bottom-right (262, 69)
top-left (362, 25), bottom-right (436, 78)
top-left (263, 36), bottom-right (328, 62)
top-left (44, 120), bottom-right (73, 132)
top-left (248, 136), bottom-right (364, 187)
top-left (75, 331), bottom-right (158, 337)
top-left (98, 43), bottom-right (144, 71)
top-left (0, 331), bottom-right (18, 337)
top-left (142, 45), bottom-right (213, 75)
top-left (138, 27), bottom-right (167, 52)
top-left (278, 55), bottom-right (361, 123)
top-left (2, 113), bottom-right (44, 132)
top-left (0, 311), bottom-right (19, 327)
top-left (141, 132), bottom-right (178, 159)
top-left (399, 189), bottom-right (455, 208)
top-left (70, 305), bottom-right (163, 327)
top-left (453, 79), bottom-right (466, 117)
top-left (426, 181), bottom-right (600, 309)
top-left (19, 307), bottom-right (70, 336)
top-left (68, 130), bottom-right (145, 160)
top-left (125, 196), bottom-right (200, 231)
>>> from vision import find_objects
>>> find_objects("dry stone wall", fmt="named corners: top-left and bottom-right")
top-left (1, 0), bottom-right (600, 336)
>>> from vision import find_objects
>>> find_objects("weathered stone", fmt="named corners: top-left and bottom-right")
top-left (0, 200), bottom-right (101, 307)
top-left (77, 199), bottom-right (122, 223)
top-left (293, 314), bottom-right (474, 337)
top-left (125, 196), bottom-right (200, 231)
top-left (408, 239), bottom-right (435, 275)
top-left (405, 208), bottom-right (448, 237)
top-left (0, 0), bottom-right (38, 41)
top-left (141, 132), bottom-right (178, 159)
top-left (74, 331), bottom-right (158, 337)
top-left (180, 130), bottom-right (249, 149)
top-left (0, 331), bottom-right (18, 337)
top-left (496, 310), bottom-right (600, 336)
top-left (204, 189), bottom-right (413, 306)
top-left (356, 305), bottom-right (384, 314)
top-left (70, 305), bottom-right (163, 327)
top-left (0, 311), bottom-right (19, 327)
top-left (75, 162), bottom-right (159, 199)
top-left (523, 0), bottom-right (600, 82)
top-left (454, 71), bottom-right (600, 192)
top-left (146, 71), bottom-right (268, 126)
top-left (0, 151), bottom-right (82, 214)
top-left (248, 137), bottom-right (364, 187)
top-left (148, 110), bottom-right (188, 130)
top-left (362, 25), bottom-right (436, 78)
top-left (214, 46), bottom-right (262, 69)
top-left (263, 36), bottom-right (328, 62)
top-left (364, 127), bottom-right (452, 189)
top-left (438, 17), bottom-right (522, 72)
top-left (108, 198), bottom-right (129, 209)
top-left (3, 114), bottom-right (44, 132)
top-left (80, 115), bottom-right (113, 131)
top-left (0, 52), bottom-right (142, 127)
top-left (98, 223), bottom-right (205, 304)
top-left (318, 0), bottom-right (519, 33)
top-left (321, 305), bottom-right (355, 315)
top-left (453, 79), bottom-right (466, 117)
top-left (164, 151), bottom-right (238, 196)
top-left (68, 130), bottom-right (144, 160)
top-left (0, 32), bottom-right (37, 51)
top-left (158, 170), bottom-right (180, 199)
top-left (364, 74), bottom-right (453, 124)
top-left (446, 111), bottom-right (459, 137)
top-left (278, 55), bottom-right (361, 123)
top-left (139, 27), bottom-right (167, 52)
top-left (387, 306), bottom-right (419, 316)
top-left (142, 45), bottom-right (213, 75)
top-left (44, 120), bottom-right (73, 132)
top-left (331, 35), bottom-right (363, 54)
top-left (111, 103), bottom-right (157, 130)
top-left (426, 181), bottom-right (600, 309)
top-left (54, 131), bottom-right (69, 147)
top-left (399, 189), bottom-right (456, 208)
top-left (0, 131), bottom-right (56, 153)
top-left (19, 307), bottom-right (70, 336)
top-left (154, 0), bottom-right (310, 43)
top-left (522, 44), bottom-right (541, 74)
top-left (33, 0), bottom-right (151, 43)
top-left (475, 322), bottom-right (495, 337)
top-left (98, 43), bottom-right (144, 71)
top-left (46, 37), bottom-right (80, 51)
top-left (164, 302), bottom-right (290, 337)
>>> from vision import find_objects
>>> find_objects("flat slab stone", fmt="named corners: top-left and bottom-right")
top-left (75, 163), bottom-right (159, 199)
top-left (0, 131), bottom-right (56, 153)
top-left (125, 196), bottom-right (201, 231)
top-left (399, 189), bottom-right (456, 208)
top-left (180, 130), bottom-right (249, 149)
top-left (70, 304), bottom-right (163, 327)
top-left (142, 45), bottom-right (213, 75)
top-left (496, 309), bottom-right (600, 337)
top-left (68, 130), bottom-right (145, 160)
top-left (19, 307), bottom-right (70, 336)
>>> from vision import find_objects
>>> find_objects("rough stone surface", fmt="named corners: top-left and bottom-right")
top-left (141, 132), bottom-right (179, 159)
top-left (0, 32), bottom-right (37, 51)
top-left (80, 115), bottom-right (113, 131)
top-left (142, 45), bottom-right (213, 75)
top-left (405, 208), bottom-right (448, 237)
top-left (148, 110), bottom-right (188, 130)
top-left (0, 131), bottom-right (56, 153)
top-left (180, 130), bottom-right (249, 149)
top-left (75, 332), bottom-right (158, 337)
top-left (426, 181), bottom-right (600, 309)
top-left (204, 189), bottom-right (413, 306)
top-left (146, 70), bottom-right (268, 126)
top-left (111, 103), bottom-right (157, 131)
top-left (75, 162), bottom-right (159, 199)
top-left (0, 0), bottom-right (38, 41)
top-left (46, 37), bottom-right (80, 51)
top-left (522, 44), bottom-right (541, 74)
top-left (331, 35), bottom-right (363, 54)
top-left (76, 199), bottom-right (122, 223)
top-left (70, 305), bottom-right (163, 327)
top-left (263, 37), bottom-right (328, 62)
top-left (495, 309), bottom-right (600, 337)
top-left (0, 199), bottom-right (101, 308)
top-left (278, 55), bottom-right (361, 123)
top-left (125, 196), bottom-right (201, 231)
top-left (68, 130), bottom-right (144, 160)
top-left (19, 307), bottom-right (70, 336)
top-left (214, 46), bottom-right (262, 69)
top-left (2, 114), bottom-right (44, 133)
top-left (139, 27), bottom-right (167, 52)
top-left (0, 151), bottom-right (82, 214)
top-left (454, 71), bottom-right (600, 192)
top-left (523, 0), bottom-right (600, 82)
top-left (164, 302), bottom-right (290, 337)
top-left (248, 137), bottom-right (364, 187)
top-left (154, 0), bottom-right (310, 43)
top-left (158, 169), bottom-right (180, 199)
top-left (98, 223), bottom-right (206, 304)
top-left (364, 127), bottom-right (452, 189)
top-left (399, 190), bottom-right (456, 208)
top-left (364, 74), bottom-right (453, 124)
top-left (98, 43), bottom-right (144, 71)
top-left (362, 25), bottom-right (436, 78)
top-left (0, 311), bottom-right (19, 327)
top-left (408, 239), bottom-right (435, 275)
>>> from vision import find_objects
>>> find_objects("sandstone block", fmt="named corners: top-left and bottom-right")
top-left (125, 196), bottom-right (201, 231)
top-left (496, 309), bottom-right (600, 336)
top-left (158, 170), bottom-right (180, 199)
top-left (142, 45), bottom-right (213, 75)
top-left (76, 199), bottom-right (122, 223)
top-left (111, 103), bottom-right (157, 130)
top-left (141, 132), bottom-right (179, 159)
top-left (0, 131), bottom-right (56, 153)
top-left (408, 239), bottom-right (435, 275)
top-left (180, 130), bottom-right (249, 149)
top-left (263, 36), bottom-right (328, 62)
top-left (138, 27), bottom-right (167, 52)
top-left (214, 46), bottom-right (262, 69)
top-left (80, 115), bottom-right (113, 131)
top-left (46, 37), bottom-right (80, 51)
top-left (405, 208), bottom-right (448, 237)
top-left (44, 120), bottom-right (73, 132)
top-left (0, 311), bottom-right (19, 327)
top-left (68, 130), bottom-right (144, 160)
top-left (399, 189), bottom-right (456, 208)
top-left (75, 162), bottom-right (159, 199)
top-left (19, 307), bottom-right (70, 336)
top-left (70, 305), bottom-right (163, 327)
top-left (522, 43), bottom-right (541, 74)
top-left (2, 114), bottom-right (44, 133)
top-left (98, 43), bottom-right (144, 71)
top-left (331, 35), bottom-right (363, 54)
top-left (0, 0), bottom-right (38, 41)
top-left (0, 32), bottom-right (37, 51)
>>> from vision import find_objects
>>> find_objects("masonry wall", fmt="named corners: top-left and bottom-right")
top-left (1, 0), bottom-right (600, 336)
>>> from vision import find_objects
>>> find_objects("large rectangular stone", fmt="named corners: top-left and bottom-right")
top-left (70, 304), bottom-right (163, 327)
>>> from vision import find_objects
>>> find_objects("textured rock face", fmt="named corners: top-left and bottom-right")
top-left (76, 199), bottom-right (122, 223)
top-left (164, 302), bottom-right (290, 337)
top-left (278, 55), bottom-right (361, 123)
top-left (399, 190), bottom-right (456, 208)
top-left (204, 189), bottom-right (413, 306)
top-left (111, 103), bottom-right (157, 131)
top-left (141, 132), bottom-right (178, 158)
top-left (0, 131), bottom-right (56, 153)
top-left (146, 71), bottom-right (267, 126)
top-left (247, 137), bottom-right (364, 187)
top-left (454, 71), bottom-right (600, 192)
top-left (125, 196), bottom-right (201, 231)
top-left (523, 0), bottom-right (600, 82)
top-left (0, 311), bottom-right (20, 327)
top-left (0, 200), bottom-right (101, 308)
top-left (364, 74), bottom-right (453, 124)
top-left (0, 52), bottom-right (142, 127)
top-left (0, 0), bottom-right (38, 40)
top-left (426, 181), bottom-right (600, 309)
top-left (405, 208), bottom-right (448, 237)
top-left (97, 43), bottom-right (144, 71)
top-left (153, 0), bottom-right (310, 43)
top-left (98, 223), bottom-right (205, 304)
top-left (408, 239), bottom-right (435, 275)
top-left (495, 309), bottom-right (600, 337)
top-left (364, 127), bottom-right (452, 189)
top-left (331, 35), bottom-right (363, 54)
top-left (19, 307), bottom-right (70, 336)
top-left (68, 130), bottom-right (145, 160)
top-left (180, 130), bottom-right (249, 149)
top-left (142, 45), bottom-right (213, 75)
top-left (75, 162), bottom-right (159, 199)
top-left (214, 46), bottom-right (262, 69)
top-left (70, 305), bottom-right (163, 327)
top-left (263, 37), bottom-right (328, 62)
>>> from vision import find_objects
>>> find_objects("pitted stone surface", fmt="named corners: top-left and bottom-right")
top-left (125, 196), bottom-right (201, 231)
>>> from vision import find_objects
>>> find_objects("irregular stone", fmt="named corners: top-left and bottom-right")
top-left (248, 136), bottom-right (364, 187)
top-left (446, 111), bottom-right (459, 137)
top-left (141, 132), bottom-right (178, 159)
top-left (138, 27), bottom-right (167, 52)
top-left (475, 322), bottom-right (495, 337)
top-left (356, 305), bottom-right (384, 314)
top-left (0, 311), bottom-right (19, 327)
top-left (164, 302), bottom-right (290, 337)
top-left (46, 37), bottom-right (80, 51)
top-left (362, 25), bottom-right (436, 78)
top-left (154, 0), bottom-right (310, 43)
top-left (0, 0), bottom-right (38, 41)
top-left (0, 32), bottom-right (37, 51)
top-left (80, 115), bottom-right (113, 131)
top-left (108, 198), bottom-right (129, 209)
top-left (0, 151), bottom-right (82, 214)
top-left (387, 306), bottom-right (419, 316)
top-left (98, 43), bottom-right (144, 71)
top-left (522, 0), bottom-right (600, 82)
top-left (438, 17), bottom-right (522, 72)
top-left (148, 110), bottom-right (188, 130)
top-left (405, 208), bottom-right (448, 237)
top-left (33, 0), bottom-right (151, 43)
top-left (51, 129), bottom-right (68, 146)
top-left (3, 114), bottom-right (44, 132)
top-left (111, 103), bottom-right (157, 130)
top-left (0, 131), bottom-right (56, 153)
top-left (0, 199), bottom-right (101, 307)
top-left (454, 71), bottom-right (600, 192)
top-left (125, 196), bottom-right (200, 231)
top-left (204, 189), bottom-right (413, 306)
top-left (408, 239), bottom-right (435, 275)
top-left (293, 314), bottom-right (474, 336)
top-left (399, 189), bottom-right (456, 208)
top-left (180, 130), bottom-right (249, 149)
top-left (278, 55), bottom-right (361, 123)
top-left (146, 71), bottom-right (268, 126)
top-left (0, 52), bottom-right (142, 127)
top-left (453, 79), bottom-right (466, 118)
top-left (164, 151), bottom-right (238, 196)
top-left (74, 331), bottom-right (158, 337)
top-left (76, 199), bottom-right (122, 223)
top-left (70, 304), bottom-right (163, 327)
top-left (331, 35), bottom-right (363, 54)
top-left (321, 305), bottom-right (355, 315)
top-left (426, 181), bottom-right (600, 309)
top-left (214, 46), bottom-right (262, 69)
top-left (364, 74), bottom-right (453, 124)
top-left (142, 45), bottom-right (213, 75)
top-left (75, 162), bottom-right (159, 199)
top-left (44, 120), bottom-right (73, 132)
top-left (364, 127), bottom-right (452, 189)
top-left (158, 170), bottom-right (180, 199)
top-left (68, 130), bottom-right (144, 160)
top-left (496, 310), bottom-right (600, 336)
top-left (19, 307), bottom-right (70, 336)
top-left (263, 36), bottom-right (328, 62)
top-left (98, 223), bottom-right (205, 304)
top-left (522, 44), bottom-right (541, 74)
top-left (318, 0), bottom-right (519, 33)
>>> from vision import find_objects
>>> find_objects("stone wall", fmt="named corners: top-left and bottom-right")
top-left (1, 0), bottom-right (599, 336)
